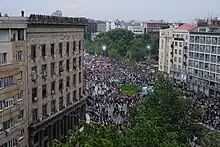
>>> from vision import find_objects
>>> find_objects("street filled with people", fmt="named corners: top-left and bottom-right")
top-left (84, 53), bottom-right (156, 125)
top-left (84, 53), bottom-right (220, 133)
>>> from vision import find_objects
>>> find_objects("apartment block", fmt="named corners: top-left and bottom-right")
top-left (158, 28), bottom-right (173, 73)
top-left (0, 17), bottom-right (27, 147)
top-left (26, 15), bottom-right (86, 147)
top-left (186, 19), bottom-right (220, 96)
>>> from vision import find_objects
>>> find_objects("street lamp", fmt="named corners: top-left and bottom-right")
top-left (102, 45), bottom-right (107, 56)
top-left (102, 45), bottom-right (106, 51)
top-left (147, 45), bottom-right (151, 49)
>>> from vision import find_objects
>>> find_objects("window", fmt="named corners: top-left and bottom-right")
top-left (174, 57), bottom-right (177, 62)
top-left (42, 85), bottom-right (47, 98)
top-left (78, 72), bottom-right (82, 83)
top-left (3, 119), bottom-right (14, 130)
top-left (42, 64), bottom-right (47, 78)
top-left (174, 49), bottom-right (177, 54)
top-left (66, 93), bottom-right (71, 105)
top-left (32, 88), bottom-right (37, 102)
top-left (79, 56), bottom-right (81, 68)
top-left (178, 57), bottom-right (181, 63)
top-left (59, 61), bottom-right (64, 73)
top-left (0, 76), bottom-right (13, 88)
top-left (66, 42), bottom-right (69, 56)
top-left (0, 53), bottom-right (7, 64)
top-left (59, 43), bottom-right (63, 56)
top-left (16, 51), bottom-right (22, 61)
top-left (51, 44), bottom-right (55, 56)
top-left (79, 87), bottom-right (82, 98)
top-left (59, 79), bottom-right (63, 91)
top-left (179, 50), bottom-right (182, 55)
top-left (79, 40), bottom-right (82, 52)
top-left (66, 59), bottom-right (70, 72)
top-left (41, 44), bottom-right (46, 57)
top-left (31, 45), bottom-right (36, 59)
top-left (42, 104), bottom-right (47, 117)
top-left (178, 65), bottom-right (181, 69)
top-left (0, 97), bottom-right (14, 110)
top-left (179, 42), bottom-right (183, 47)
top-left (59, 97), bottom-right (64, 110)
top-left (73, 74), bottom-right (76, 86)
top-left (73, 90), bottom-right (77, 102)
top-left (51, 100), bottom-right (56, 112)
top-left (32, 108), bottom-right (38, 121)
top-left (0, 139), bottom-right (17, 147)
top-left (73, 41), bottom-right (76, 53)
top-left (73, 58), bottom-right (77, 69)
top-left (174, 42), bottom-right (178, 46)
top-left (18, 110), bottom-right (24, 119)
top-left (66, 76), bottom-right (70, 88)
top-left (51, 81), bottom-right (55, 94)
top-left (51, 63), bottom-right (55, 76)
top-left (18, 29), bottom-right (24, 40)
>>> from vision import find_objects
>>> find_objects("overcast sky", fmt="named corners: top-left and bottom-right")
top-left (1, 0), bottom-right (220, 22)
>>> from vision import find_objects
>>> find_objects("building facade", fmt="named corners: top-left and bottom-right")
top-left (0, 17), bottom-right (27, 147)
top-left (146, 20), bottom-right (170, 34)
top-left (105, 19), bottom-right (126, 32)
top-left (26, 15), bottom-right (86, 147)
top-left (127, 25), bottom-right (144, 35)
top-left (159, 24), bottom-right (197, 85)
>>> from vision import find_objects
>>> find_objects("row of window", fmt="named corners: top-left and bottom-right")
top-left (32, 73), bottom-right (82, 101)
top-left (0, 98), bottom-right (14, 110)
top-left (0, 76), bottom-right (13, 89)
top-left (31, 41), bottom-right (82, 59)
top-left (174, 41), bottom-right (183, 47)
top-left (190, 35), bottom-right (220, 45)
top-left (189, 44), bottom-right (220, 54)
top-left (0, 51), bottom-right (22, 65)
top-left (32, 88), bottom-right (82, 121)
top-left (0, 138), bottom-right (17, 147)
top-left (31, 57), bottom-right (81, 79)
top-left (0, 118), bottom-right (15, 132)
top-left (188, 68), bottom-right (220, 82)
top-left (189, 52), bottom-right (220, 63)
top-left (189, 60), bottom-right (220, 72)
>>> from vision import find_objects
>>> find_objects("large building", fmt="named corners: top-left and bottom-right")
top-left (25, 15), bottom-right (86, 147)
top-left (188, 19), bottom-right (220, 96)
top-left (158, 24), bottom-right (197, 84)
top-left (0, 17), bottom-right (27, 146)
top-left (146, 20), bottom-right (170, 34)
top-left (105, 19), bottom-right (126, 32)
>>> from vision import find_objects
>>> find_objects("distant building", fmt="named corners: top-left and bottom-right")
top-left (51, 10), bottom-right (62, 17)
top-left (146, 20), bottom-right (170, 33)
top-left (127, 25), bottom-right (144, 35)
top-left (96, 20), bottom-right (106, 33)
top-left (84, 19), bottom-right (97, 41)
top-left (105, 19), bottom-right (126, 32)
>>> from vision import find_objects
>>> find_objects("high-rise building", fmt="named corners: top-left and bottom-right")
top-left (0, 17), bottom-right (27, 147)
top-left (25, 14), bottom-right (86, 147)
top-left (188, 19), bottom-right (220, 96)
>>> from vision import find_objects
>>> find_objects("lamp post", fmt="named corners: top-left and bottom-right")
top-left (102, 45), bottom-right (107, 57)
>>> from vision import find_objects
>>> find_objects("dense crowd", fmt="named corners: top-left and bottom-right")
top-left (84, 53), bottom-right (156, 125)
top-left (186, 91), bottom-right (220, 131)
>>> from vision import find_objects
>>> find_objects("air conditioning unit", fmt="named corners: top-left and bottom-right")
top-left (39, 117), bottom-right (42, 121)
top-left (5, 129), bottom-right (10, 135)
top-left (34, 97), bottom-right (38, 101)
top-left (31, 59), bottom-right (36, 63)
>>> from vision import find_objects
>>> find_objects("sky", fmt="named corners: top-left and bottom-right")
top-left (1, 0), bottom-right (220, 22)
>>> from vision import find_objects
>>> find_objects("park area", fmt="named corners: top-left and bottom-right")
top-left (120, 84), bottom-right (142, 95)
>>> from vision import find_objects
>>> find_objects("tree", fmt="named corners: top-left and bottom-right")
top-left (85, 29), bottom-right (149, 61)
top-left (201, 131), bottom-right (220, 147)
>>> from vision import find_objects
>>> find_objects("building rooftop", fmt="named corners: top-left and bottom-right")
top-left (28, 14), bottom-right (87, 25)
top-left (177, 24), bottom-right (197, 31)
top-left (146, 20), bottom-right (168, 23)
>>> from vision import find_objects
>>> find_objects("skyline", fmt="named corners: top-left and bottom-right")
top-left (1, 0), bottom-right (220, 22)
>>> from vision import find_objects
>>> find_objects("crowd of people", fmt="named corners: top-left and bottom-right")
top-left (186, 91), bottom-right (220, 131)
top-left (84, 53), bottom-right (157, 125)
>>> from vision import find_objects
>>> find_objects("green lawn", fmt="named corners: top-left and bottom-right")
top-left (120, 84), bottom-right (142, 95)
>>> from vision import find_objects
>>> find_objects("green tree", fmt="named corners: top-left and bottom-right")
top-left (201, 131), bottom-right (220, 147)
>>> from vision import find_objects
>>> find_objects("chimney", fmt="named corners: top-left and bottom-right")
top-left (21, 10), bottom-right (24, 17)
